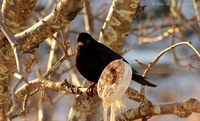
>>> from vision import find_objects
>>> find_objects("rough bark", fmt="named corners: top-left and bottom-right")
top-left (0, 0), bottom-right (37, 120)
top-left (15, 0), bottom-right (83, 53)
top-left (99, 0), bottom-right (141, 54)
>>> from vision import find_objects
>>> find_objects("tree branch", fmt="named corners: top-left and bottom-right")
top-left (15, 0), bottom-right (83, 53)
top-left (83, 0), bottom-right (94, 34)
top-left (116, 98), bottom-right (200, 120)
top-left (0, 0), bottom-right (37, 120)
top-left (99, 0), bottom-right (142, 54)
top-left (193, 0), bottom-right (200, 27)
top-left (15, 79), bottom-right (88, 101)
top-left (0, 0), bottom-right (37, 42)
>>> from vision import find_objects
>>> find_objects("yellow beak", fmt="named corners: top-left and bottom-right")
top-left (77, 42), bottom-right (84, 46)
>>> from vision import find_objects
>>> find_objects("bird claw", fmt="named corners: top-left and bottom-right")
top-left (62, 79), bottom-right (83, 94)
top-left (86, 83), bottom-right (97, 97)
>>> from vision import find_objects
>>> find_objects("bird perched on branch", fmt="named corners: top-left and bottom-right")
top-left (75, 32), bottom-right (156, 87)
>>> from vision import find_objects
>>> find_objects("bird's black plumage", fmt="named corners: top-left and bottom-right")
top-left (75, 32), bottom-right (156, 87)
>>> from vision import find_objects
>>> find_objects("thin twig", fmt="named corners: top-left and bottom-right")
top-left (143, 41), bottom-right (200, 78)
top-left (83, 0), bottom-right (94, 34)
top-left (41, 53), bottom-right (74, 79)
top-left (193, 0), bottom-right (200, 27)
top-left (47, 34), bottom-right (57, 71)
top-left (171, 0), bottom-right (200, 39)
top-left (134, 59), bottom-right (148, 68)
top-left (139, 27), bottom-right (180, 44)
top-left (140, 42), bottom-right (200, 109)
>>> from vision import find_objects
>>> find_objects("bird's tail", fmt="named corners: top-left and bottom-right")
top-left (132, 74), bottom-right (157, 87)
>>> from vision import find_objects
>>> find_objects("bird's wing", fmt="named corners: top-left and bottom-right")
top-left (95, 42), bottom-right (138, 73)
top-left (95, 43), bottom-right (124, 60)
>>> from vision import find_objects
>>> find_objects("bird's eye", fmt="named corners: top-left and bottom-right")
top-left (86, 40), bottom-right (90, 44)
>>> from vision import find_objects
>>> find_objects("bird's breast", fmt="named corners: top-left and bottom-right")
top-left (75, 51), bottom-right (107, 82)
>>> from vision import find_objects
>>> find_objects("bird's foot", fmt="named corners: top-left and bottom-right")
top-left (86, 82), bottom-right (97, 97)
top-left (62, 79), bottom-right (83, 94)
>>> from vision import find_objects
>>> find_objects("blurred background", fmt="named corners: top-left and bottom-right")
top-left (1, 0), bottom-right (199, 120)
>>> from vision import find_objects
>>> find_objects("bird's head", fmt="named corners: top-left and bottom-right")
top-left (76, 32), bottom-right (94, 48)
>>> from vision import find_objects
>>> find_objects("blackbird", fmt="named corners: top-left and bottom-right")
top-left (75, 32), bottom-right (157, 87)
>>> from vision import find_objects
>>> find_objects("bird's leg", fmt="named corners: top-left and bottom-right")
top-left (86, 82), bottom-right (97, 97)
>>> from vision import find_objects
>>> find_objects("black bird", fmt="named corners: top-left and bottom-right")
top-left (75, 32), bottom-right (156, 87)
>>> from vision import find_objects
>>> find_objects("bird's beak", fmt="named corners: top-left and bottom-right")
top-left (78, 42), bottom-right (84, 46)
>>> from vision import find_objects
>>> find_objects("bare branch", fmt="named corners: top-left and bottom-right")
top-left (83, 0), bottom-right (94, 34)
top-left (143, 42), bottom-right (200, 78)
top-left (99, 0), bottom-right (141, 54)
top-left (15, 78), bottom-right (87, 101)
top-left (116, 98), bottom-right (200, 120)
top-left (139, 41), bottom-right (200, 103)
top-left (0, 0), bottom-right (37, 41)
top-left (170, 0), bottom-right (200, 39)
top-left (193, 0), bottom-right (200, 27)
top-left (125, 87), bottom-right (144, 102)
top-left (138, 27), bottom-right (180, 44)
top-left (15, 0), bottom-right (83, 53)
